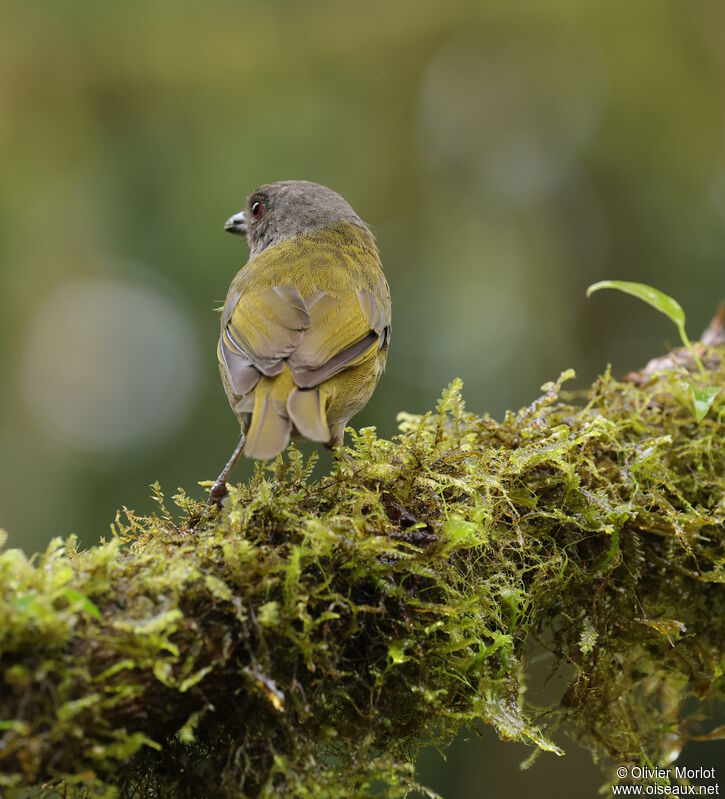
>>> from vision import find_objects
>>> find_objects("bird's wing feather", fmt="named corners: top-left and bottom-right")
top-left (218, 332), bottom-right (261, 396)
top-left (225, 284), bottom-right (311, 377)
top-left (286, 288), bottom-right (390, 388)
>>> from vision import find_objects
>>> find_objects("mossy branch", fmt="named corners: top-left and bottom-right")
top-left (1, 321), bottom-right (724, 799)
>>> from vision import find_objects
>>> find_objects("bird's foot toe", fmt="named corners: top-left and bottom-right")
top-left (207, 480), bottom-right (229, 508)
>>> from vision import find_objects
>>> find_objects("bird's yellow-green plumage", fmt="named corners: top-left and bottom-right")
top-left (217, 220), bottom-right (391, 460)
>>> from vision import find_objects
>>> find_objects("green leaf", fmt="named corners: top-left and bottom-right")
top-left (441, 514), bottom-right (483, 552)
top-left (14, 593), bottom-right (41, 614)
top-left (578, 617), bottom-right (598, 655)
top-left (257, 601), bottom-right (280, 628)
top-left (639, 618), bottom-right (687, 641)
top-left (586, 281), bottom-right (685, 327)
top-left (587, 281), bottom-right (708, 378)
top-left (388, 641), bottom-right (409, 665)
top-left (0, 719), bottom-right (30, 734)
top-left (62, 587), bottom-right (102, 619)
top-left (690, 385), bottom-right (720, 422)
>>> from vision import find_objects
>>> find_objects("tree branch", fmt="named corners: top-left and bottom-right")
top-left (1, 318), bottom-right (724, 799)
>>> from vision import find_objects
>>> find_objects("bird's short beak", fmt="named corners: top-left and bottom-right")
top-left (224, 211), bottom-right (247, 235)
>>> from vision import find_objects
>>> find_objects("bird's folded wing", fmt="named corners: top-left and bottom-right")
top-left (224, 285), bottom-right (311, 378)
top-left (220, 281), bottom-right (390, 395)
top-left (287, 289), bottom-right (389, 388)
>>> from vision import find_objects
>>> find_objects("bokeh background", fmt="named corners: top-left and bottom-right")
top-left (1, 1), bottom-right (723, 796)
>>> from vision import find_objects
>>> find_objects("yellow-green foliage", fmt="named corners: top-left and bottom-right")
top-left (1, 350), bottom-right (724, 799)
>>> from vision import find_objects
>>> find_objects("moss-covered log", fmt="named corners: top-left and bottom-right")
top-left (1, 327), bottom-right (724, 798)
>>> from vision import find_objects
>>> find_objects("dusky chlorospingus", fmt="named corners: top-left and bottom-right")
top-left (210, 180), bottom-right (391, 504)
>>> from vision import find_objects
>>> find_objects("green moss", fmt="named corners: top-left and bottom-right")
top-left (1, 347), bottom-right (723, 798)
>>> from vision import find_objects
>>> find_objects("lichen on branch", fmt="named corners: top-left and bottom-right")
top-left (1, 341), bottom-right (724, 799)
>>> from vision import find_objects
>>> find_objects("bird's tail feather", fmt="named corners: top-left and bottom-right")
top-left (243, 368), bottom-right (331, 459)
top-left (243, 373), bottom-right (293, 460)
top-left (287, 385), bottom-right (331, 443)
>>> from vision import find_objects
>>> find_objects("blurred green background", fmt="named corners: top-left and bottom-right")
top-left (1, 1), bottom-right (723, 796)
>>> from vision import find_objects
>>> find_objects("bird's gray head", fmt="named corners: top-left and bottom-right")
top-left (224, 180), bottom-right (368, 258)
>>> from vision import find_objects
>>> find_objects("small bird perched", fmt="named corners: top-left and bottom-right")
top-left (209, 180), bottom-right (391, 504)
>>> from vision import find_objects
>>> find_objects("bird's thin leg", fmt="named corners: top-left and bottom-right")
top-left (327, 443), bottom-right (354, 464)
top-left (208, 433), bottom-right (246, 506)
top-left (326, 429), bottom-right (354, 465)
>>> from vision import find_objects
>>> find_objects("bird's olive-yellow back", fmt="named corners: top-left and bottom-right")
top-left (218, 221), bottom-right (390, 459)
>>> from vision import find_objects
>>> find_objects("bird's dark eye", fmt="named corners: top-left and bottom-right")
top-left (251, 201), bottom-right (263, 219)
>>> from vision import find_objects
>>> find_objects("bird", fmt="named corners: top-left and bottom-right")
top-left (209, 180), bottom-right (391, 504)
